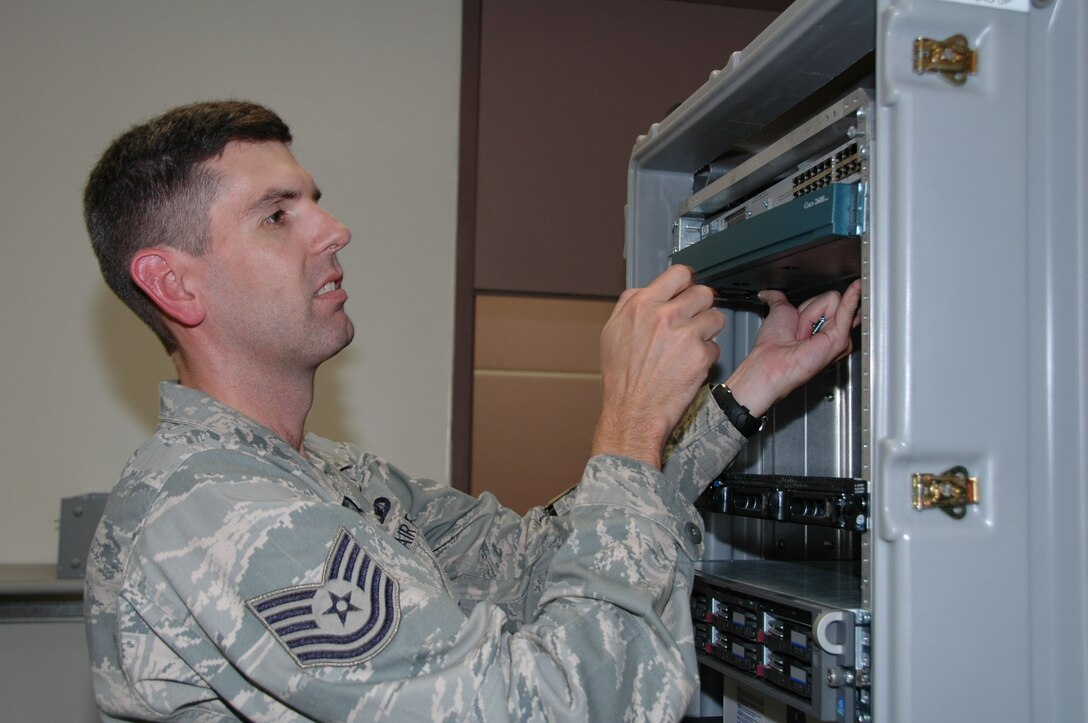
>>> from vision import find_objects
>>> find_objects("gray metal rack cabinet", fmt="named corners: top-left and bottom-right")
top-left (625, 0), bottom-right (1087, 721)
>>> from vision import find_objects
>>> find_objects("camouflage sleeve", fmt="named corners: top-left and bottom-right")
top-left (344, 455), bottom-right (563, 626)
top-left (662, 385), bottom-right (746, 502)
top-left (345, 388), bottom-right (743, 629)
top-left (116, 404), bottom-right (743, 722)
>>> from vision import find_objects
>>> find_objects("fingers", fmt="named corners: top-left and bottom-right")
top-left (696, 306), bottom-right (726, 342)
top-left (827, 279), bottom-right (862, 362)
top-left (665, 276), bottom-right (722, 344)
top-left (778, 280), bottom-right (863, 342)
top-left (612, 265), bottom-right (718, 330)
top-left (758, 288), bottom-right (789, 309)
top-left (837, 278), bottom-right (863, 330)
top-left (608, 265), bottom-right (696, 322)
top-left (806, 280), bottom-right (861, 339)
top-left (676, 284), bottom-right (719, 330)
top-left (647, 264), bottom-right (698, 301)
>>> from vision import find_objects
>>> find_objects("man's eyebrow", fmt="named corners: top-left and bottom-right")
top-left (243, 186), bottom-right (322, 217)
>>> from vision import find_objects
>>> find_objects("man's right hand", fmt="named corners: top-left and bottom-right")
top-left (591, 265), bottom-right (724, 469)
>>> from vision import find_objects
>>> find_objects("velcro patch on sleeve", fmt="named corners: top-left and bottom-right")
top-left (247, 527), bottom-right (400, 667)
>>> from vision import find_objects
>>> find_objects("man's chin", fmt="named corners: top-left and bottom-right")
top-left (332, 321), bottom-right (355, 355)
top-left (311, 319), bottom-right (355, 367)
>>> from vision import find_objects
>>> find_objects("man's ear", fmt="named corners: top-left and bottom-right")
top-left (130, 249), bottom-right (206, 327)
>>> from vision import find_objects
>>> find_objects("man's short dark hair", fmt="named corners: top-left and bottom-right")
top-left (84, 100), bottom-right (292, 352)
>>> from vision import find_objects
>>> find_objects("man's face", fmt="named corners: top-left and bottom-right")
top-left (197, 141), bottom-right (354, 373)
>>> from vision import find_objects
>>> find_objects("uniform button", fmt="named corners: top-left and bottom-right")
top-left (685, 522), bottom-right (702, 544)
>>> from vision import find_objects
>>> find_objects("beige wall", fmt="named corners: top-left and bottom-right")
top-left (0, 1), bottom-right (461, 564)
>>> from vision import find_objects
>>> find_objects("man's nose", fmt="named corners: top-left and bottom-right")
top-left (318, 209), bottom-right (351, 253)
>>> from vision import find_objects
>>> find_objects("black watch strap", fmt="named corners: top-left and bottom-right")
top-left (711, 384), bottom-right (763, 438)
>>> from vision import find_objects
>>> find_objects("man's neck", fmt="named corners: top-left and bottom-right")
top-left (174, 354), bottom-right (316, 452)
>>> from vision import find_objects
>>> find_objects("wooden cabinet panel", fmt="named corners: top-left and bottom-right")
top-left (473, 0), bottom-right (780, 297)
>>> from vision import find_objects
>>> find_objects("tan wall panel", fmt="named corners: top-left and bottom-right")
top-left (471, 372), bottom-right (601, 514)
top-left (475, 295), bottom-right (614, 373)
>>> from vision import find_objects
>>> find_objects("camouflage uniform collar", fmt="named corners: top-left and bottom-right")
top-left (157, 380), bottom-right (312, 468)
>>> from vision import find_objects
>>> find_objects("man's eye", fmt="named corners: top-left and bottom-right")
top-left (264, 210), bottom-right (286, 226)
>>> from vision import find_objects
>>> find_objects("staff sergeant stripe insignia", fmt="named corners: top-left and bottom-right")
top-left (247, 527), bottom-right (400, 667)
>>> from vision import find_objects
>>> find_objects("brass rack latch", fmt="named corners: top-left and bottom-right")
top-left (912, 466), bottom-right (979, 519)
top-left (913, 35), bottom-right (978, 86)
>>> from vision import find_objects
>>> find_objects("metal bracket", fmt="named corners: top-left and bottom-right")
top-left (912, 466), bottom-right (979, 519)
top-left (913, 35), bottom-right (978, 86)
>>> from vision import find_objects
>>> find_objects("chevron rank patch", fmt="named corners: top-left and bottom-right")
top-left (247, 527), bottom-right (400, 667)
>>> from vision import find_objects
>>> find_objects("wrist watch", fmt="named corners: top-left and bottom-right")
top-left (711, 384), bottom-right (764, 438)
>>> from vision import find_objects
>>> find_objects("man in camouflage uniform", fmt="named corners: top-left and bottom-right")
top-left (83, 101), bottom-right (860, 721)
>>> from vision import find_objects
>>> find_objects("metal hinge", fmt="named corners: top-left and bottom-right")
top-left (912, 466), bottom-right (979, 519)
top-left (913, 35), bottom-right (978, 86)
